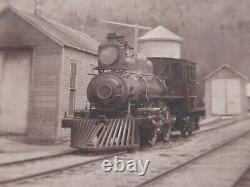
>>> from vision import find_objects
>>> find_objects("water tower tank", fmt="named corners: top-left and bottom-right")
top-left (138, 25), bottom-right (183, 58)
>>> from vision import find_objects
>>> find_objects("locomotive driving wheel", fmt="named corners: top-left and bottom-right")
top-left (162, 108), bottom-right (173, 141)
top-left (163, 123), bottom-right (172, 141)
top-left (181, 127), bottom-right (192, 137)
top-left (149, 133), bottom-right (158, 146)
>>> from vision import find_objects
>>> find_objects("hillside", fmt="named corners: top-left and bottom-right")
top-left (6, 0), bottom-right (250, 78)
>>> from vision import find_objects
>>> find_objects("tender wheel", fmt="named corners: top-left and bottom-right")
top-left (181, 126), bottom-right (192, 137)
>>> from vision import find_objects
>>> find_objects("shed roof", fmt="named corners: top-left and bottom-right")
top-left (203, 64), bottom-right (248, 80)
top-left (1, 5), bottom-right (99, 55)
top-left (139, 25), bottom-right (183, 42)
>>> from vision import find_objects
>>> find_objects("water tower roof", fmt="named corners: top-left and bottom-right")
top-left (139, 25), bottom-right (183, 42)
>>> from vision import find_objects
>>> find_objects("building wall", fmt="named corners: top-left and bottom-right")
top-left (247, 83), bottom-right (250, 96)
top-left (247, 83), bottom-right (250, 111)
top-left (58, 47), bottom-right (97, 137)
top-left (205, 68), bottom-right (247, 117)
top-left (205, 78), bottom-right (211, 117)
top-left (0, 9), bottom-right (62, 141)
top-left (139, 40), bottom-right (181, 58)
top-left (28, 44), bottom-right (62, 141)
top-left (0, 49), bottom-right (32, 133)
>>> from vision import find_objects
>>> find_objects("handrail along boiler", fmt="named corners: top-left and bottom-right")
top-left (62, 33), bottom-right (203, 151)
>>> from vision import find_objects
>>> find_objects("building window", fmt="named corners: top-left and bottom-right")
top-left (187, 65), bottom-right (195, 81)
top-left (187, 66), bottom-right (190, 80)
top-left (173, 63), bottom-right (182, 79)
top-left (69, 63), bottom-right (77, 116)
top-left (70, 63), bottom-right (77, 89)
top-left (190, 66), bottom-right (196, 80)
top-left (69, 89), bottom-right (76, 116)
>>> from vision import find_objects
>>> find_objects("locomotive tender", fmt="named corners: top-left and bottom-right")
top-left (62, 33), bottom-right (203, 151)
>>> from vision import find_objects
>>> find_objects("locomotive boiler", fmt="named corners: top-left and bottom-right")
top-left (62, 33), bottom-right (203, 151)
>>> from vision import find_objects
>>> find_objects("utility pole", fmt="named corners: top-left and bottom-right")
top-left (101, 20), bottom-right (151, 56)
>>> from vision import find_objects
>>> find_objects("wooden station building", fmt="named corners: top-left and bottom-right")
top-left (0, 5), bottom-right (99, 142)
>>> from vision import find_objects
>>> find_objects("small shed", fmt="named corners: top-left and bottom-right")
top-left (0, 5), bottom-right (99, 142)
top-left (204, 64), bottom-right (248, 117)
top-left (138, 25), bottom-right (183, 58)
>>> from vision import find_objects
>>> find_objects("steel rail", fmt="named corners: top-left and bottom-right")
top-left (0, 150), bottom-right (78, 167)
top-left (136, 128), bottom-right (250, 187)
top-left (232, 166), bottom-right (250, 187)
top-left (0, 151), bottom-right (128, 185)
top-left (197, 116), bottom-right (250, 135)
top-left (197, 119), bottom-right (238, 134)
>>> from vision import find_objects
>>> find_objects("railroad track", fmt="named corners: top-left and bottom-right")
top-left (0, 150), bottom-right (128, 185)
top-left (0, 118), bottom-right (235, 167)
top-left (196, 116), bottom-right (250, 135)
top-left (136, 127), bottom-right (250, 187)
top-left (197, 118), bottom-right (238, 134)
top-left (233, 166), bottom-right (250, 187)
top-left (0, 150), bottom-right (78, 167)
top-left (0, 118), bottom-right (244, 186)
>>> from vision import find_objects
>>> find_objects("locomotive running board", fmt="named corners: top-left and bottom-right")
top-left (70, 118), bottom-right (140, 151)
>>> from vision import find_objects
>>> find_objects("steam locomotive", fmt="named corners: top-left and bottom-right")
top-left (62, 33), bottom-right (204, 151)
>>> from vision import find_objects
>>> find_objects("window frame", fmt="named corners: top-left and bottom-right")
top-left (68, 62), bottom-right (77, 116)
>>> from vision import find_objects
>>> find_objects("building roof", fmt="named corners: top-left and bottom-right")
top-left (203, 64), bottom-right (248, 80)
top-left (139, 25), bottom-right (183, 42)
top-left (1, 5), bottom-right (99, 55)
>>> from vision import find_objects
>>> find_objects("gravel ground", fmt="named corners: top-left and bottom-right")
top-left (0, 153), bottom-right (109, 183)
top-left (0, 116), bottom-right (220, 164)
top-left (0, 135), bottom-right (73, 164)
top-left (148, 132), bottom-right (250, 187)
top-left (6, 119), bottom-right (250, 187)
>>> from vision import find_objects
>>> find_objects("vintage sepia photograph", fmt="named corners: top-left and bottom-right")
top-left (0, 0), bottom-right (250, 186)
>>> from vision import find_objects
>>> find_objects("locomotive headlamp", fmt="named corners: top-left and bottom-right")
top-left (99, 46), bottom-right (118, 65)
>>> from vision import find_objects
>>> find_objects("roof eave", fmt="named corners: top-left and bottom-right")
top-left (203, 64), bottom-right (248, 81)
top-left (8, 5), bottom-right (65, 47)
top-left (8, 5), bottom-right (98, 55)
top-left (64, 45), bottom-right (97, 56)
top-left (139, 38), bottom-right (183, 43)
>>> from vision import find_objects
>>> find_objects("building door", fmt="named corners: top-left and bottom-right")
top-left (211, 79), bottom-right (241, 115)
top-left (211, 79), bottom-right (226, 115)
top-left (226, 79), bottom-right (241, 115)
top-left (0, 49), bottom-right (32, 133)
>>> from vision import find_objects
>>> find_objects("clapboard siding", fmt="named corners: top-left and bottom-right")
top-left (27, 45), bottom-right (61, 141)
top-left (59, 47), bottom-right (97, 119)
